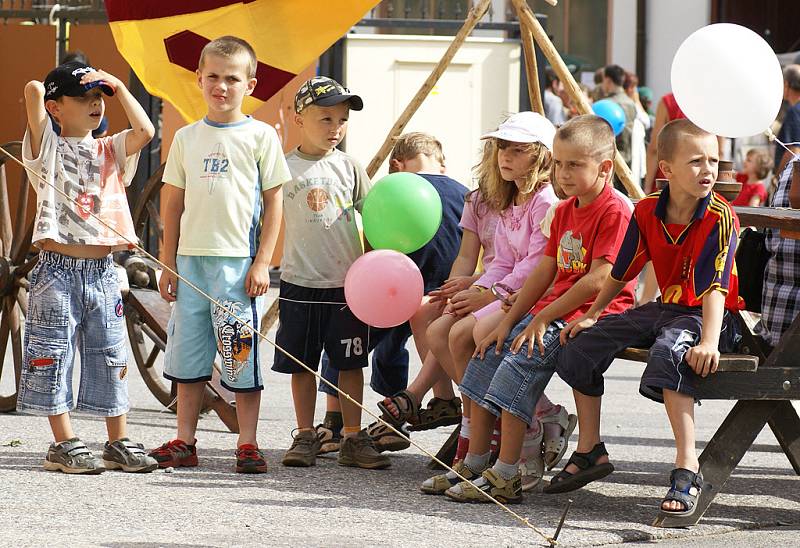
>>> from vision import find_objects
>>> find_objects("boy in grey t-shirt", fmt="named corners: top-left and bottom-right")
top-left (273, 77), bottom-right (389, 470)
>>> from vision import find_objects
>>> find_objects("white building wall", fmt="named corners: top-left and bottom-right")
top-left (344, 34), bottom-right (521, 186)
top-left (645, 0), bottom-right (711, 103)
top-left (610, 0), bottom-right (638, 72)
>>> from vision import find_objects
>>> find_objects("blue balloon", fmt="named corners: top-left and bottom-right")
top-left (592, 99), bottom-right (626, 136)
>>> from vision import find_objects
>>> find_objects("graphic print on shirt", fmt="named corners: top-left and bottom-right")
top-left (53, 139), bottom-right (104, 240)
top-left (200, 143), bottom-right (230, 194)
top-left (287, 176), bottom-right (354, 228)
top-left (212, 300), bottom-right (253, 383)
top-left (557, 230), bottom-right (587, 273)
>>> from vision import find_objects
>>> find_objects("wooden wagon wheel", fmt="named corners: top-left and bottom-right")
top-left (126, 164), bottom-right (279, 433)
top-left (0, 142), bottom-right (37, 412)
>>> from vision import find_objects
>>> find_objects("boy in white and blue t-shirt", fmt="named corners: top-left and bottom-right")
top-left (149, 36), bottom-right (291, 473)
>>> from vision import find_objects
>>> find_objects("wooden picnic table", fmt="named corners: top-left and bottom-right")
top-left (653, 204), bottom-right (800, 527)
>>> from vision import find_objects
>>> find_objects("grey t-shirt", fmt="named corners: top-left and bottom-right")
top-left (281, 147), bottom-right (372, 288)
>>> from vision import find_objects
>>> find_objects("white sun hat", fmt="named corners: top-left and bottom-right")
top-left (481, 111), bottom-right (556, 151)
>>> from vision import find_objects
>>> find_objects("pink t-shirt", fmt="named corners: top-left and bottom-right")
top-left (459, 191), bottom-right (500, 270)
top-left (475, 184), bottom-right (559, 291)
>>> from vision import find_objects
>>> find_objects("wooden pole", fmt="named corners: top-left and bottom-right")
top-left (365, 0), bottom-right (492, 178)
top-left (518, 16), bottom-right (544, 115)
top-left (511, 0), bottom-right (644, 199)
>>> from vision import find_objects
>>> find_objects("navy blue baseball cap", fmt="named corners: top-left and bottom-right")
top-left (44, 61), bottom-right (115, 101)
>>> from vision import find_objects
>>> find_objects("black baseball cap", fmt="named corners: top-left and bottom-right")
top-left (294, 76), bottom-right (363, 114)
top-left (44, 61), bottom-right (115, 101)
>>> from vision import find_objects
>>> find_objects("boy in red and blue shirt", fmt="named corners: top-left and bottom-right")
top-left (553, 119), bottom-right (742, 521)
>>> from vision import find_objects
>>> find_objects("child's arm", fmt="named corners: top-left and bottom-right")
top-left (80, 70), bottom-right (154, 155)
top-left (429, 229), bottom-right (481, 303)
top-left (474, 256), bottom-right (557, 358)
top-left (23, 81), bottom-right (48, 159)
top-left (157, 184), bottom-right (185, 302)
top-left (684, 289), bottom-right (725, 377)
top-left (245, 186), bottom-right (283, 297)
top-left (559, 276), bottom-right (628, 344)
top-left (513, 258), bottom-right (614, 358)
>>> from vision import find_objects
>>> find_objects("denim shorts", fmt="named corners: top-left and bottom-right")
top-left (459, 314), bottom-right (566, 425)
top-left (17, 251), bottom-right (129, 417)
top-left (164, 255), bottom-right (265, 392)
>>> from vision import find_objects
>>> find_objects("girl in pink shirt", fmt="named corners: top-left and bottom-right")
top-left (427, 113), bottom-right (570, 476)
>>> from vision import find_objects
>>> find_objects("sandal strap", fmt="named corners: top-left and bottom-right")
top-left (564, 442), bottom-right (609, 471)
top-left (663, 468), bottom-right (703, 511)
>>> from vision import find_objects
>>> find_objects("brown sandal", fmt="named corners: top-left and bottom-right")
top-left (376, 390), bottom-right (419, 425)
top-left (408, 397), bottom-right (462, 431)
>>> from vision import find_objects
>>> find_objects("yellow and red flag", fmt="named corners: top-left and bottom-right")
top-left (105, 1), bottom-right (379, 122)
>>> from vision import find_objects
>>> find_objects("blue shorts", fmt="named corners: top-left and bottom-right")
top-left (459, 314), bottom-right (565, 425)
top-left (17, 251), bottom-right (129, 417)
top-left (164, 255), bottom-right (265, 392)
top-left (556, 301), bottom-right (741, 403)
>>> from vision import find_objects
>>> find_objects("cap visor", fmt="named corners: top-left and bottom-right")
top-left (480, 129), bottom-right (541, 143)
top-left (65, 80), bottom-right (115, 97)
top-left (315, 94), bottom-right (363, 111)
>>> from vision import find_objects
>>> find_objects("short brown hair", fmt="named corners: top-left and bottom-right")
top-left (390, 132), bottom-right (445, 166)
top-left (746, 148), bottom-right (773, 179)
top-left (199, 35), bottom-right (257, 78)
top-left (657, 119), bottom-right (714, 162)
top-left (554, 114), bottom-right (616, 162)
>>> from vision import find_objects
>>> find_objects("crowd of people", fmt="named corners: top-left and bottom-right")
top-left (14, 34), bottom-right (800, 525)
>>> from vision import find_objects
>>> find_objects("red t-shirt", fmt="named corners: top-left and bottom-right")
top-left (611, 186), bottom-right (744, 311)
top-left (531, 184), bottom-right (636, 322)
top-left (732, 173), bottom-right (767, 206)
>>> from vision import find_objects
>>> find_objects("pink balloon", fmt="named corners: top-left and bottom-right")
top-left (345, 250), bottom-right (424, 328)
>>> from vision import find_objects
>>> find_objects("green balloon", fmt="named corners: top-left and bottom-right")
top-left (362, 172), bottom-right (443, 253)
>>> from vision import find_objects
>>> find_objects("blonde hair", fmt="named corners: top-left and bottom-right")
top-left (554, 115), bottom-right (616, 163)
top-left (390, 132), bottom-right (445, 166)
top-left (746, 148), bottom-right (772, 180)
top-left (199, 35), bottom-right (257, 78)
top-left (476, 137), bottom-right (552, 212)
top-left (468, 140), bottom-right (498, 217)
top-left (657, 118), bottom-right (713, 162)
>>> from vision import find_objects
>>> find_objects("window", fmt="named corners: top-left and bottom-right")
top-left (528, 0), bottom-right (608, 71)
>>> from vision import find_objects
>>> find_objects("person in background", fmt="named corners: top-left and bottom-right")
top-left (543, 67), bottom-right (567, 127)
top-left (734, 148), bottom-right (771, 207)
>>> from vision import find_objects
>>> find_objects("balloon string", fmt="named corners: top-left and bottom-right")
top-left (0, 144), bottom-right (556, 544)
top-left (764, 129), bottom-right (800, 160)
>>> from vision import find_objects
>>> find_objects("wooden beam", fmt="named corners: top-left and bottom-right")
top-left (616, 347), bottom-right (759, 372)
top-left (365, 0), bottom-right (492, 178)
top-left (511, 0), bottom-right (644, 199)
top-left (517, 13), bottom-right (544, 114)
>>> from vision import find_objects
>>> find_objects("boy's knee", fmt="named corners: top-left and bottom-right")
top-left (448, 319), bottom-right (473, 350)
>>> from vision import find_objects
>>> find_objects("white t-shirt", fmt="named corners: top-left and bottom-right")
top-left (281, 148), bottom-right (372, 288)
top-left (23, 121), bottom-right (138, 249)
top-left (163, 117), bottom-right (291, 257)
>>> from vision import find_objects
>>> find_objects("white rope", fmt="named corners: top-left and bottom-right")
top-left (0, 144), bottom-right (556, 545)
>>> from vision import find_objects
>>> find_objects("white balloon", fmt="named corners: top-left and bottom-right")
top-left (671, 23), bottom-right (784, 138)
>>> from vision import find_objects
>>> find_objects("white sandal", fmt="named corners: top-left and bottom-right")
top-left (540, 406), bottom-right (578, 470)
top-left (519, 420), bottom-right (544, 492)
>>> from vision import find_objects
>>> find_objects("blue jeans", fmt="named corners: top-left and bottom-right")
top-left (17, 251), bottom-right (129, 416)
top-left (318, 322), bottom-right (411, 397)
top-left (459, 314), bottom-right (566, 425)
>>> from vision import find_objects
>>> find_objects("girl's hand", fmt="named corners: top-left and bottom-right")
top-left (449, 287), bottom-right (494, 315)
top-left (474, 322), bottom-right (512, 360)
top-left (500, 291), bottom-right (518, 313)
top-left (429, 275), bottom-right (474, 303)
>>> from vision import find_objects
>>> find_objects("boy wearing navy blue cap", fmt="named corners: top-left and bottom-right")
top-left (19, 61), bottom-right (156, 474)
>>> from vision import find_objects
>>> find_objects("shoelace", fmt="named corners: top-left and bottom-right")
top-left (237, 446), bottom-right (262, 460)
top-left (153, 440), bottom-right (188, 456)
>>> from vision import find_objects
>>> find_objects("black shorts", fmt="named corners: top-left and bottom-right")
top-left (272, 281), bottom-right (371, 374)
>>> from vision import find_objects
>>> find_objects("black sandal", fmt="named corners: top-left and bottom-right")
top-left (543, 442), bottom-right (615, 494)
top-left (408, 397), bottom-right (462, 431)
top-left (376, 390), bottom-right (419, 425)
top-left (658, 468), bottom-right (703, 518)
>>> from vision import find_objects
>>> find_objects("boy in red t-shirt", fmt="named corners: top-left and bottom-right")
top-left (421, 115), bottom-right (635, 504)
top-left (553, 119), bottom-right (743, 521)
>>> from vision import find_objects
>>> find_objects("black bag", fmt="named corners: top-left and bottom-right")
top-left (735, 227), bottom-right (771, 312)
